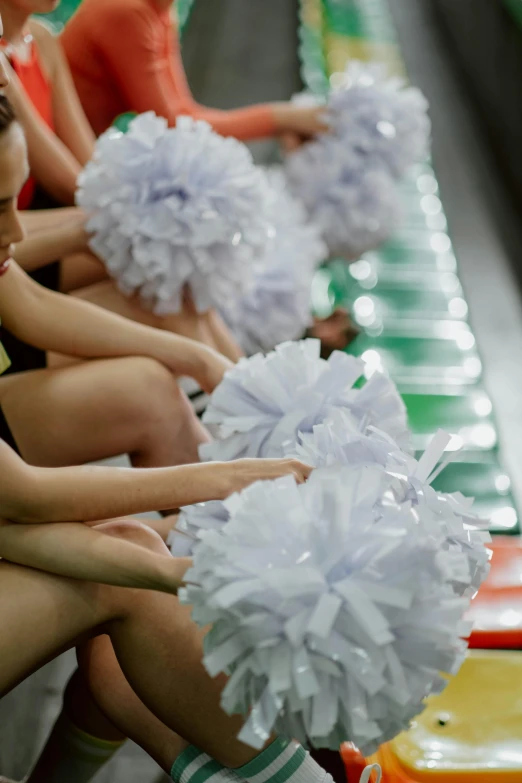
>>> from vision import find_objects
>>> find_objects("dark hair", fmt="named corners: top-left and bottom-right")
top-left (0, 94), bottom-right (16, 134)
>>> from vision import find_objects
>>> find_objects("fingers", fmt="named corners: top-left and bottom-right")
top-left (173, 556), bottom-right (194, 587)
top-left (280, 131), bottom-right (302, 153)
top-left (315, 108), bottom-right (331, 134)
top-left (230, 459), bottom-right (314, 493)
top-left (287, 459), bottom-right (313, 483)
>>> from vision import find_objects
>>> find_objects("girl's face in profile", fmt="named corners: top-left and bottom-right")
top-left (0, 115), bottom-right (27, 264)
top-left (0, 16), bottom-right (28, 263)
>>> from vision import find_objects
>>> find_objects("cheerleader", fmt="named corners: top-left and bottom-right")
top-left (0, 0), bottom-right (244, 365)
top-left (0, 85), bottom-right (340, 783)
top-left (61, 0), bottom-right (327, 141)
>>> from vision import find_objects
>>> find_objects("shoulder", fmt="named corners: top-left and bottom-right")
top-left (29, 18), bottom-right (58, 49)
top-left (28, 18), bottom-right (61, 78)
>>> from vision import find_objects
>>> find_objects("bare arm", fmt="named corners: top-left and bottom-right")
top-left (0, 261), bottom-right (230, 391)
top-left (3, 62), bottom-right (81, 205)
top-left (97, 5), bottom-right (327, 142)
top-left (19, 207), bottom-right (86, 234)
top-left (13, 218), bottom-right (89, 271)
top-left (0, 439), bottom-right (311, 525)
top-left (31, 20), bottom-right (95, 165)
top-left (0, 518), bottom-right (189, 592)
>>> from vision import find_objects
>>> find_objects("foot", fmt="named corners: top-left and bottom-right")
top-left (307, 308), bottom-right (359, 358)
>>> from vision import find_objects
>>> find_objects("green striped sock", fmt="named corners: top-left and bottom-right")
top-left (171, 745), bottom-right (239, 783)
top-left (171, 738), bottom-right (333, 783)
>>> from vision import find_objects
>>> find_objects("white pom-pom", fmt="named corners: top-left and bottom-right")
top-left (285, 62), bottom-right (430, 259)
top-left (200, 339), bottom-right (409, 461)
top-left (181, 461), bottom-right (490, 753)
top-left (289, 420), bottom-right (492, 597)
top-left (168, 500), bottom-right (229, 557)
top-left (223, 169), bottom-right (327, 354)
top-left (77, 113), bottom-right (271, 314)
top-left (288, 409), bottom-right (408, 468)
top-left (285, 140), bottom-right (400, 260)
top-left (329, 62), bottom-right (431, 179)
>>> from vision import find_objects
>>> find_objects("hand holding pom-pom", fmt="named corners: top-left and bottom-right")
top-left (181, 460), bottom-right (490, 753)
top-left (77, 113), bottom-right (271, 315)
top-left (200, 339), bottom-right (409, 462)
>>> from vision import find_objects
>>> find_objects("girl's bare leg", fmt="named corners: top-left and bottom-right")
top-left (0, 527), bottom-right (264, 772)
top-left (71, 279), bottom-right (243, 362)
top-left (201, 309), bottom-right (244, 363)
top-left (26, 521), bottom-right (188, 782)
top-left (0, 356), bottom-right (209, 470)
top-left (76, 521), bottom-right (190, 770)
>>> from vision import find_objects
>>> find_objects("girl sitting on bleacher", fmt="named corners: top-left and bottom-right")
top-left (0, 83), bottom-right (327, 783)
top-left (0, 0), bottom-right (355, 364)
top-left (0, 0), bottom-right (246, 367)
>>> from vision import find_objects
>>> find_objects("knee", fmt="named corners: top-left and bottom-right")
top-left (121, 357), bottom-right (188, 423)
top-left (95, 519), bottom-right (171, 556)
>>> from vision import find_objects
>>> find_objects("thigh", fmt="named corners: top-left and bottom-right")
top-left (72, 280), bottom-right (160, 328)
top-left (0, 357), bottom-right (168, 466)
top-left (0, 559), bottom-right (113, 696)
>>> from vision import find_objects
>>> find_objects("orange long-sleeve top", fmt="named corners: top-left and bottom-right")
top-left (61, 0), bottom-right (278, 139)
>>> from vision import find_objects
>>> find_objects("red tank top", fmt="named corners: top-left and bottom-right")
top-left (1, 35), bottom-right (55, 210)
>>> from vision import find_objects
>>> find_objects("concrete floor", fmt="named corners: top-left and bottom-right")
top-left (3, 0), bottom-right (522, 780)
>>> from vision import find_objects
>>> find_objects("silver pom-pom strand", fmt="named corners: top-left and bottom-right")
top-left (289, 422), bottom-right (492, 598)
top-left (77, 113), bottom-right (272, 314)
top-left (222, 169), bottom-right (327, 354)
top-left (180, 460), bottom-right (490, 754)
top-left (329, 61), bottom-right (431, 179)
top-left (200, 339), bottom-right (409, 462)
top-left (168, 500), bottom-right (229, 557)
top-left (285, 141), bottom-right (401, 260)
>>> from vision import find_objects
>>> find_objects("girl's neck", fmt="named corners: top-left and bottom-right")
top-left (0, 3), bottom-right (30, 46)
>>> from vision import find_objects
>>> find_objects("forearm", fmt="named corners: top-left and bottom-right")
top-left (0, 519), bottom-right (188, 592)
top-left (1, 263), bottom-right (223, 388)
top-left (180, 103), bottom-right (277, 142)
top-left (20, 208), bottom-right (86, 235)
top-left (0, 439), bottom-right (310, 531)
top-left (13, 222), bottom-right (88, 271)
top-left (20, 462), bottom-right (236, 524)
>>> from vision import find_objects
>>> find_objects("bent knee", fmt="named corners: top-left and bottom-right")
top-left (122, 357), bottom-right (185, 409)
top-left (95, 519), bottom-right (171, 556)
